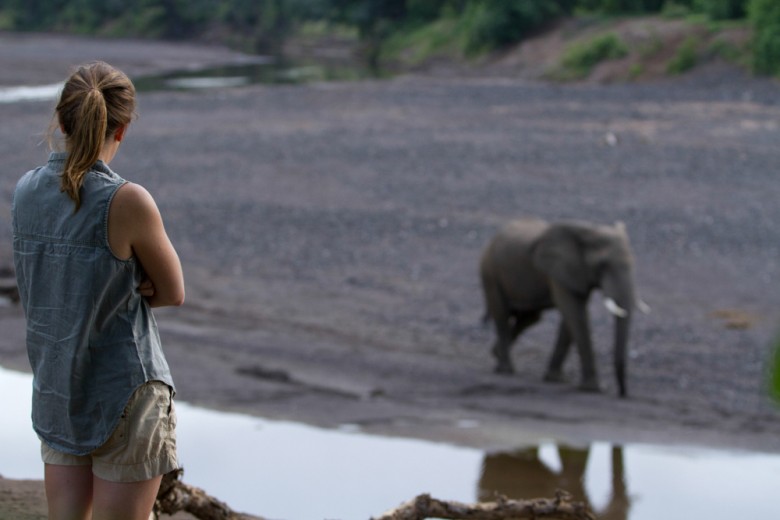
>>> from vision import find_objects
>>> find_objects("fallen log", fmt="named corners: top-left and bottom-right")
top-left (154, 470), bottom-right (594, 520)
top-left (154, 469), bottom-right (263, 520)
top-left (372, 490), bottom-right (596, 520)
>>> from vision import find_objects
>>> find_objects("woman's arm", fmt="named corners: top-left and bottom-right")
top-left (108, 182), bottom-right (185, 308)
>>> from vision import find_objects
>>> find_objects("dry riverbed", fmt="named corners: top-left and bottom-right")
top-left (1, 30), bottom-right (780, 518)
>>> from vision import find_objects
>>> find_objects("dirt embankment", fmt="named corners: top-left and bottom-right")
top-left (377, 15), bottom-right (751, 85)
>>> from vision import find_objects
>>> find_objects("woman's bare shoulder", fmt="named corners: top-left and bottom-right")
top-left (112, 182), bottom-right (162, 222)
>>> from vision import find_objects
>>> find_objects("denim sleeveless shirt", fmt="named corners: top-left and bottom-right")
top-left (12, 152), bottom-right (175, 455)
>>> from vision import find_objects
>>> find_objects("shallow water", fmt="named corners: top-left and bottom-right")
top-left (132, 59), bottom-right (383, 92)
top-left (0, 59), bottom-right (382, 104)
top-left (3, 365), bottom-right (780, 520)
top-left (0, 83), bottom-right (63, 104)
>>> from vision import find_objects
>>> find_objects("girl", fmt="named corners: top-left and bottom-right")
top-left (12, 61), bottom-right (184, 520)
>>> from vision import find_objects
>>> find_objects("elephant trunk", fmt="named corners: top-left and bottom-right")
top-left (614, 312), bottom-right (631, 398)
top-left (602, 269), bottom-right (634, 398)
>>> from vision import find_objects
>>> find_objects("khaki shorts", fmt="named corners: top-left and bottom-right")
top-left (41, 381), bottom-right (179, 483)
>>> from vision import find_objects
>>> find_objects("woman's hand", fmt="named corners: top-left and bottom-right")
top-left (138, 277), bottom-right (156, 298)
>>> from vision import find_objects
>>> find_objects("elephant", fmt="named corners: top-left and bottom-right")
top-left (479, 218), bottom-right (643, 397)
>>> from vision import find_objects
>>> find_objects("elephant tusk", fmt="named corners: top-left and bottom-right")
top-left (604, 298), bottom-right (628, 318)
top-left (636, 299), bottom-right (651, 314)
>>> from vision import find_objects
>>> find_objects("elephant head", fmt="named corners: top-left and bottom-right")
top-left (531, 221), bottom-right (639, 397)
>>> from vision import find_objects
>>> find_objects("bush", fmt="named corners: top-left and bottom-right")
top-left (667, 36), bottom-right (698, 73)
top-left (380, 17), bottom-right (463, 65)
top-left (661, 2), bottom-right (693, 18)
top-left (558, 32), bottom-right (628, 78)
top-left (749, 0), bottom-right (780, 75)
top-left (772, 336), bottom-right (780, 403)
top-left (707, 38), bottom-right (746, 62)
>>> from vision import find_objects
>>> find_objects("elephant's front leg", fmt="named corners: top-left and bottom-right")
top-left (550, 283), bottom-right (600, 392)
top-left (544, 320), bottom-right (571, 383)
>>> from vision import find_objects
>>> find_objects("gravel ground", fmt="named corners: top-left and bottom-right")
top-left (1, 33), bottom-right (780, 471)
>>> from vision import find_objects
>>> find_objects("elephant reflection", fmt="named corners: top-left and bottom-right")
top-left (478, 444), bottom-right (630, 520)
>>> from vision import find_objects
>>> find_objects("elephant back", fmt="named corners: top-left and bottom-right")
top-left (481, 219), bottom-right (553, 309)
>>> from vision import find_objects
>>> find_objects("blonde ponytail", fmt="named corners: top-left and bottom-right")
top-left (53, 62), bottom-right (136, 210)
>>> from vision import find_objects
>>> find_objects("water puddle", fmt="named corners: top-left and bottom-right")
top-left (0, 58), bottom-right (383, 104)
top-left (133, 59), bottom-right (383, 92)
top-left (2, 365), bottom-right (780, 520)
top-left (0, 83), bottom-right (64, 104)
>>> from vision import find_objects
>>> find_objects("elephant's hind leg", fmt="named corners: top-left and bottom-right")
top-left (483, 279), bottom-right (517, 374)
top-left (492, 311), bottom-right (542, 375)
top-left (544, 320), bottom-right (572, 383)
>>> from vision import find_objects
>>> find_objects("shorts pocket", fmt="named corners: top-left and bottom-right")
top-left (97, 407), bottom-right (130, 452)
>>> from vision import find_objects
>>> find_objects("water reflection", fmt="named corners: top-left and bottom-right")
top-left (3, 365), bottom-right (780, 520)
top-left (0, 366), bottom-right (482, 519)
top-left (480, 445), bottom-right (629, 519)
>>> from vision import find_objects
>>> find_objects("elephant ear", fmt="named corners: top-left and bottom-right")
top-left (531, 224), bottom-right (592, 296)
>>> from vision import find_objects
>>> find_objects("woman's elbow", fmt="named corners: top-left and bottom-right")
top-left (167, 287), bottom-right (185, 307)
top-left (159, 273), bottom-right (185, 307)
top-left (149, 288), bottom-right (185, 308)
top-left (168, 290), bottom-right (185, 307)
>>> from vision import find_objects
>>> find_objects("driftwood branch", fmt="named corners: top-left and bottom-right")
top-left (154, 469), bottom-right (263, 520)
top-left (155, 470), bottom-right (594, 520)
top-left (372, 490), bottom-right (596, 520)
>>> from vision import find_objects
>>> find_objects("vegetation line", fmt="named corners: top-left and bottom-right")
top-left (1, 1), bottom-right (779, 76)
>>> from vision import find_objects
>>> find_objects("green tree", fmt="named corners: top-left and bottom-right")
top-left (324, 0), bottom-right (407, 37)
top-left (576, 0), bottom-right (665, 13)
top-left (406, 0), bottom-right (462, 23)
top-left (694, 0), bottom-right (748, 20)
top-left (749, 0), bottom-right (780, 75)
top-left (3, 0), bottom-right (70, 30)
top-left (459, 0), bottom-right (576, 54)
